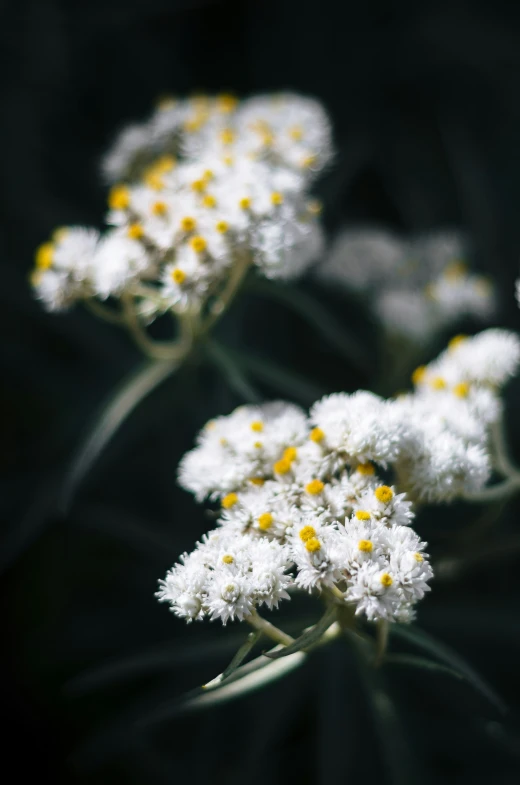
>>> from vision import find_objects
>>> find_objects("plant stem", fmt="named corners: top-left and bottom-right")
top-left (246, 610), bottom-right (295, 647)
top-left (121, 294), bottom-right (191, 361)
top-left (85, 298), bottom-right (125, 324)
top-left (201, 252), bottom-right (252, 334)
top-left (374, 620), bottom-right (389, 667)
top-left (465, 474), bottom-right (520, 503)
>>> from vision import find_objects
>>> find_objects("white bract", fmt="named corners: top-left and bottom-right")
top-left (32, 93), bottom-right (331, 319)
top-left (318, 228), bottom-right (495, 343)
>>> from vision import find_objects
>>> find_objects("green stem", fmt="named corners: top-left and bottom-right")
top-left (464, 475), bottom-right (520, 503)
top-left (246, 610), bottom-right (295, 647)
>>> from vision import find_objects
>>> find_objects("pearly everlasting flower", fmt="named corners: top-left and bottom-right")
top-left (31, 92), bottom-right (331, 321)
top-left (159, 328), bottom-right (520, 631)
top-left (309, 391), bottom-right (411, 467)
top-left (318, 228), bottom-right (495, 344)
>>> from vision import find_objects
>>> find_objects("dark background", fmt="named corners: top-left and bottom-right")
top-left (2, 1), bottom-right (520, 783)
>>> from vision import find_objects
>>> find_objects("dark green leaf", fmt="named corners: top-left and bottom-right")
top-left (248, 279), bottom-right (371, 374)
top-left (205, 340), bottom-right (262, 403)
top-left (391, 624), bottom-right (507, 714)
top-left (61, 357), bottom-right (179, 510)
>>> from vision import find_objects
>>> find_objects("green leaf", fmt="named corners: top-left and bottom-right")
top-left (229, 348), bottom-right (324, 404)
top-left (210, 630), bottom-right (263, 685)
top-left (61, 357), bottom-right (179, 510)
top-left (391, 624), bottom-right (507, 714)
top-left (178, 649), bottom-right (306, 714)
top-left (384, 653), bottom-right (466, 681)
top-left (248, 279), bottom-right (372, 374)
top-left (205, 340), bottom-right (262, 403)
top-left (264, 606), bottom-right (337, 659)
top-left (352, 637), bottom-right (417, 785)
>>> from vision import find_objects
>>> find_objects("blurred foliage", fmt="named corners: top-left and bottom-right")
top-left (2, 0), bottom-right (520, 783)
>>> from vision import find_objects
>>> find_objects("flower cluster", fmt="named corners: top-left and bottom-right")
top-left (158, 328), bottom-right (519, 629)
top-left (395, 329), bottom-right (520, 501)
top-left (319, 229), bottom-right (495, 342)
top-left (31, 93), bottom-right (331, 317)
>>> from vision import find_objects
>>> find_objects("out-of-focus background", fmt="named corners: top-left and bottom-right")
top-left (2, 1), bottom-right (520, 783)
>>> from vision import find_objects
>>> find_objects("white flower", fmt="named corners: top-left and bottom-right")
top-left (178, 402), bottom-right (309, 500)
top-left (91, 230), bottom-right (150, 299)
top-left (33, 92), bottom-right (332, 319)
top-left (318, 228), bottom-right (494, 344)
top-left (310, 391), bottom-right (410, 466)
top-left (319, 228), bottom-right (406, 292)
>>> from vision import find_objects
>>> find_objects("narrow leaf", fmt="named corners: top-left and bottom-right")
top-left (205, 340), bottom-right (262, 403)
top-left (61, 357), bottom-right (179, 510)
top-left (206, 630), bottom-right (263, 687)
top-left (265, 606), bottom-right (337, 659)
top-left (168, 650), bottom-right (306, 716)
top-left (391, 624), bottom-right (507, 714)
top-left (248, 279), bottom-right (371, 373)
top-left (230, 348), bottom-right (324, 404)
top-left (384, 653), bottom-right (465, 681)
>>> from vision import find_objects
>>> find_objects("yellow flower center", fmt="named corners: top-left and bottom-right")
top-left (108, 185), bottom-right (130, 210)
top-left (380, 573), bottom-right (393, 587)
top-left (283, 446), bottom-right (298, 462)
top-left (144, 172), bottom-right (165, 191)
top-left (35, 242), bottom-right (54, 270)
top-left (299, 525), bottom-right (316, 542)
top-left (431, 377), bottom-right (446, 391)
top-left (190, 236), bottom-right (207, 253)
top-left (356, 462), bottom-right (375, 476)
top-left (288, 125), bottom-right (303, 141)
top-left (222, 493), bottom-right (238, 509)
top-left (249, 477), bottom-right (265, 486)
top-left (309, 427), bottom-right (325, 443)
top-left (270, 192), bottom-right (284, 206)
top-left (358, 539), bottom-right (373, 553)
top-left (222, 155), bottom-right (234, 166)
top-left (355, 510), bottom-right (371, 521)
top-left (414, 552), bottom-right (424, 562)
top-left (222, 554), bottom-right (234, 564)
top-left (151, 201), bottom-right (167, 216)
top-left (250, 421), bottom-right (264, 432)
top-left (258, 512), bottom-right (274, 530)
top-left (305, 537), bottom-right (321, 553)
top-left (155, 155), bottom-right (176, 173)
top-left (239, 197), bottom-right (251, 210)
top-left (127, 223), bottom-right (144, 240)
top-left (448, 334), bottom-right (468, 351)
top-left (273, 458), bottom-right (292, 475)
top-left (301, 154), bottom-right (317, 168)
top-left (216, 93), bottom-right (238, 113)
top-left (305, 479), bottom-right (324, 495)
top-left (171, 268), bottom-right (186, 285)
top-left (375, 485), bottom-right (394, 504)
top-left (216, 220), bottom-right (229, 233)
top-left (453, 381), bottom-right (470, 398)
top-left (220, 128), bottom-right (235, 145)
top-left (191, 179), bottom-right (206, 193)
top-left (411, 365), bottom-right (427, 385)
top-left (202, 194), bottom-right (217, 208)
top-left (254, 441), bottom-right (263, 449)
top-left (180, 216), bottom-right (197, 232)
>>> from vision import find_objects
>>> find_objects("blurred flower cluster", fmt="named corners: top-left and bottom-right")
top-left (320, 228), bottom-right (495, 343)
top-left (31, 93), bottom-right (331, 326)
